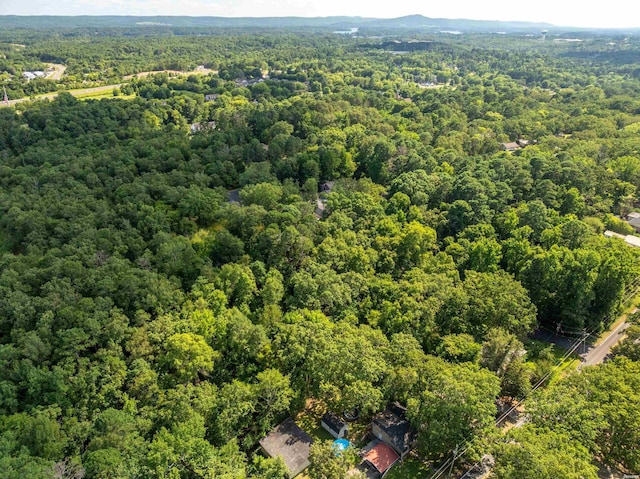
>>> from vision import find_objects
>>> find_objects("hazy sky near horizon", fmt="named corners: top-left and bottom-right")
top-left (2, 0), bottom-right (638, 29)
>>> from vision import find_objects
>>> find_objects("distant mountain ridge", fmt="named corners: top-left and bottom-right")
top-left (363, 14), bottom-right (554, 31)
top-left (0, 14), bottom-right (635, 32)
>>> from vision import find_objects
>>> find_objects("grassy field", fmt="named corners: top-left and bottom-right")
top-left (547, 357), bottom-right (581, 385)
top-left (522, 337), bottom-right (580, 386)
top-left (76, 91), bottom-right (136, 101)
top-left (123, 68), bottom-right (216, 79)
top-left (295, 399), bottom-right (371, 446)
top-left (385, 456), bottom-right (432, 479)
top-left (295, 400), bottom-right (335, 443)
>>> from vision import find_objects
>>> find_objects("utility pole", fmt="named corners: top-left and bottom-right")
top-left (448, 444), bottom-right (459, 477)
top-left (581, 329), bottom-right (588, 355)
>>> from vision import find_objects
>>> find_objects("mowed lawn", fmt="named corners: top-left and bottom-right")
top-left (385, 456), bottom-right (432, 479)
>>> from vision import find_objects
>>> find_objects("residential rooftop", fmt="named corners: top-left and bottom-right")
top-left (259, 418), bottom-right (313, 478)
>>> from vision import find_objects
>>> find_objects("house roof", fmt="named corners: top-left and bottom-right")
top-left (227, 188), bottom-right (241, 203)
top-left (372, 408), bottom-right (413, 453)
top-left (625, 235), bottom-right (640, 248)
top-left (603, 230), bottom-right (640, 248)
top-left (604, 230), bottom-right (625, 239)
top-left (501, 142), bottom-right (520, 151)
top-left (387, 402), bottom-right (407, 419)
top-left (259, 418), bottom-right (313, 478)
top-left (321, 412), bottom-right (346, 434)
top-left (319, 181), bottom-right (335, 192)
top-left (628, 217), bottom-right (640, 228)
top-left (190, 121), bottom-right (216, 133)
top-left (363, 441), bottom-right (400, 474)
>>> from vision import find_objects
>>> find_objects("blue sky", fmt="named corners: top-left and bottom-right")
top-left (2, 0), bottom-right (638, 29)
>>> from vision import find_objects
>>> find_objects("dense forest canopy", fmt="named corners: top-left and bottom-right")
top-left (1, 23), bottom-right (640, 479)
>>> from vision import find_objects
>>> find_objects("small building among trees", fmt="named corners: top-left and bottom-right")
top-left (321, 412), bottom-right (348, 439)
top-left (626, 212), bottom-right (640, 233)
top-left (319, 181), bottom-right (335, 193)
top-left (259, 418), bottom-right (314, 478)
top-left (604, 230), bottom-right (640, 248)
top-left (370, 403), bottom-right (415, 458)
top-left (501, 141), bottom-right (521, 151)
top-left (361, 440), bottom-right (400, 476)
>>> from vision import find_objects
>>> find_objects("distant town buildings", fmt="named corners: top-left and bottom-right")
top-left (23, 71), bottom-right (46, 80)
top-left (189, 121), bottom-right (217, 134)
top-left (234, 77), bottom-right (265, 87)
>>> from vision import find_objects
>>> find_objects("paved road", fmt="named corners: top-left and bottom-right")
top-left (533, 309), bottom-right (636, 370)
top-left (457, 310), bottom-right (637, 479)
top-left (531, 328), bottom-right (576, 350)
top-left (580, 310), bottom-right (635, 368)
top-left (46, 64), bottom-right (67, 80)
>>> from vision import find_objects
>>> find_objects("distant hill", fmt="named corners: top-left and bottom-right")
top-left (0, 15), bottom-right (368, 30)
top-left (364, 14), bottom-right (554, 32)
top-left (0, 14), bottom-right (636, 33)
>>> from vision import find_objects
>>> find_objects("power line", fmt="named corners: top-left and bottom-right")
top-left (429, 325), bottom-right (595, 479)
top-left (429, 277), bottom-right (640, 479)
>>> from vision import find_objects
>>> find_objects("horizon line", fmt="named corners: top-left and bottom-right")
top-left (0, 14), bottom-right (639, 31)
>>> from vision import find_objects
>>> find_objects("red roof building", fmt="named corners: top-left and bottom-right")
top-left (363, 441), bottom-right (400, 474)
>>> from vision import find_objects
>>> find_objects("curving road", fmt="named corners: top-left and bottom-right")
top-left (580, 310), bottom-right (636, 368)
top-left (45, 64), bottom-right (67, 80)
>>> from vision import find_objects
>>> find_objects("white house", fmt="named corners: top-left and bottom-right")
top-left (321, 412), bottom-right (348, 439)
